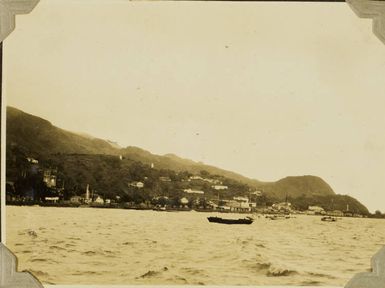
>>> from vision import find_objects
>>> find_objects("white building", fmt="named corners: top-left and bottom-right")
top-left (226, 197), bottom-right (251, 212)
top-left (328, 210), bottom-right (344, 217)
top-left (180, 197), bottom-right (189, 206)
top-left (159, 177), bottom-right (171, 182)
top-left (70, 196), bottom-right (83, 203)
top-left (45, 196), bottom-right (59, 203)
top-left (26, 157), bottom-right (39, 164)
top-left (129, 181), bottom-right (144, 188)
top-left (43, 169), bottom-right (57, 188)
top-left (94, 196), bottom-right (104, 204)
top-left (189, 176), bottom-right (204, 181)
top-left (212, 185), bottom-right (228, 190)
top-left (251, 190), bottom-right (263, 196)
top-left (233, 196), bottom-right (249, 202)
top-left (272, 202), bottom-right (292, 212)
top-left (308, 205), bottom-right (325, 214)
top-left (183, 188), bottom-right (204, 194)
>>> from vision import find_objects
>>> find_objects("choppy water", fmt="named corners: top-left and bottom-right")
top-left (5, 206), bottom-right (385, 285)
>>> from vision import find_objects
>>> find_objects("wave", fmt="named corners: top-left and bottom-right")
top-left (72, 270), bottom-right (102, 276)
top-left (165, 275), bottom-right (188, 284)
top-left (18, 229), bottom-right (38, 238)
top-left (82, 250), bottom-right (97, 256)
top-left (267, 266), bottom-right (298, 277)
top-left (139, 270), bottom-right (160, 278)
top-left (49, 245), bottom-right (66, 251)
top-left (181, 267), bottom-right (207, 276)
top-left (29, 269), bottom-right (49, 277)
top-left (67, 237), bottom-right (81, 240)
top-left (252, 262), bottom-right (272, 270)
top-left (301, 280), bottom-right (323, 285)
top-left (30, 258), bottom-right (48, 263)
top-left (138, 267), bottom-right (169, 279)
top-left (41, 281), bottom-right (56, 285)
top-left (307, 272), bottom-right (336, 279)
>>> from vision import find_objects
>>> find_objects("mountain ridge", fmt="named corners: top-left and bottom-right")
top-left (6, 106), bottom-right (369, 214)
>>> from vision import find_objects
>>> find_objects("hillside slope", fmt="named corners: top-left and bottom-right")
top-left (259, 176), bottom-right (335, 200)
top-left (6, 106), bottom-right (369, 215)
top-left (6, 107), bottom-right (118, 156)
top-left (6, 107), bottom-right (262, 186)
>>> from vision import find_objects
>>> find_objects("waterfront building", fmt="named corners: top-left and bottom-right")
top-left (45, 196), bottom-right (59, 203)
top-left (227, 196), bottom-right (251, 212)
top-left (328, 210), bottom-right (344, 217)
top-left (94, 196), bottom-right (104, 204)
top-left (180, 197), bottom-right (189, 207)
top-left (344, 211), bottom-right (353, 217)
top-left (218, 205), bottom-right (231, 211)
top-left (308, 205), bottom-right (325, 215)
top-left (272, 202), bottom-right (292, 212)
top-left (70, 195), bottom-right (83, 204)
top-left (43, 168), bottom-right (57, 188)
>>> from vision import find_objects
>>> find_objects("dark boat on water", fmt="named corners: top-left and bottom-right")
top-left (321, 216), bottom-right (337, 222)
top-left (207, 216), bottom-right (254, 225)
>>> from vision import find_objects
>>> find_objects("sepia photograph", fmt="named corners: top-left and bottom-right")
top-left (2, 0), bottom-right (385, 286)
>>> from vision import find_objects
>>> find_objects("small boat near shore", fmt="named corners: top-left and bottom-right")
top-left (207, 216), bottom-right (254, 225)
top-left (321, 216), bottom-right (337, 222)
top-left (265, 214), bottom-right (291, 220)
top-left (153, 206), bottom-right (166, 211)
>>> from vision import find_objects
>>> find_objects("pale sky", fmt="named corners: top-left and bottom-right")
top-left (4, 0), bottom-right (385, 212)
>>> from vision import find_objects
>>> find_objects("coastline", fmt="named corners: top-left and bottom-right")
top-left (4, 202), bottom-right (379, 219)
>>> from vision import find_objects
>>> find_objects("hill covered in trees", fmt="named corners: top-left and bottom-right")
top-left (6, 106), bottom-right (369, 214)
top-left (6, 107), bottom-right (261, 187)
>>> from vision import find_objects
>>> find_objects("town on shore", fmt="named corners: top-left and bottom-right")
top-left (8, 107), bottom-right (379, 218)
top-left (6, 157), bottom-right (384, 219)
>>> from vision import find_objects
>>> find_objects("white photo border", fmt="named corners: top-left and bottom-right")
top-left (1, 0), bottom-right (385, 288)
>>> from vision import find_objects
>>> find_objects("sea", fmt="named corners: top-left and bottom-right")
top-left (5, 206), bottom-right (385, 286)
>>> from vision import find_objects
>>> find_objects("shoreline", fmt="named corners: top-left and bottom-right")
top-left (5, 202), bottom-right (379, 219)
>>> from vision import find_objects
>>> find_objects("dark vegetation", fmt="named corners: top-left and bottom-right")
top-left (5, 106), bottom-right (371, 215)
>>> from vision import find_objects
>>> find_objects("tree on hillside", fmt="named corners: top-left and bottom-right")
top-left (200, 170), bottom-right (210, 177)
top-left (374, 210), bottom-right (383, 218)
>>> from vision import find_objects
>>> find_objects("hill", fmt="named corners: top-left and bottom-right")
top-left (6, 107), bottom-right (118, 156)
top-left (5, 106), bottom-right (369, 214)
top-left (259, 176), bottom-right (335, 200)
top-left (6, 107), bottom-right (262, 186)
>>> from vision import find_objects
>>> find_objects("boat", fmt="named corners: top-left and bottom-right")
top-left (265, 214), bottom-right (290, 220)
top-left (321, 216), bottom-right (337, 222)
top-left (207, 216), bottom-right (254, 225)
top-left (153, 205), bottom-right (166, 211)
